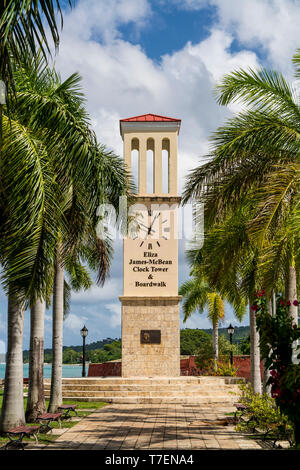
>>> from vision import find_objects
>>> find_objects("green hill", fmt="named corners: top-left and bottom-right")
top-left (23, 337), bottom-right (119, 363)
top-left (22, 327), bottom-right (250, 363)
top-left (197, 325), bottom-right (250, 344)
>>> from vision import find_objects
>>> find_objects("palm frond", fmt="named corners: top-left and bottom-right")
top-left (215, 67), bottom-right (299, 118)
top-left (0, 1), bottom-right (73, 103)
top-left (207, 292), bottom-right (224, 326)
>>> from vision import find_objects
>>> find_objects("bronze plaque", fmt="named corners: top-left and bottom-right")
top-left (140, 330), bottom-right (161, 344)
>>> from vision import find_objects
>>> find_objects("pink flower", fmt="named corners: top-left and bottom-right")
top-left (287, 301), bottom-right (291, 306)
top-left (255, 289), bottom-right (265, 297)
top-left (251, 304), bottom-right (258, 311)
top-left (293, 300), bottom-right (299, 306)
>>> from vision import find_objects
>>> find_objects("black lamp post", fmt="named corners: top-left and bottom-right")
top-left (227, 323), bottom-right (235, 366)
top-left (80, 325), bottom-right (88, 377)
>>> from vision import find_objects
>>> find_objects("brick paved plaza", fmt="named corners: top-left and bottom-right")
top-left (28, 403), bottom-right (262, 450)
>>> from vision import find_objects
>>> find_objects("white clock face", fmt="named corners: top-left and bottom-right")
top-left (130, 210), bottom-right (170, 243)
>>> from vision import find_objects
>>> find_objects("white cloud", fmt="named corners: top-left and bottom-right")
top-left (54, 19), bottom-right (259, 196)
top-left (159, 0), bottom-right (209, 10)
top-left (71, 279), bottom-right (122, 303)
top-left (176, 0), bottom-right (300, 74)
top-left (216, 0), bottom-right (300, 74)
top-left (105, 302), bottom-right (122, 328)
top-left (62, 0), bottom-right (151, 43)
top-left (64, 313), bottom-right (89, 333)
top-left (181, 312), bottom-right (211, 329)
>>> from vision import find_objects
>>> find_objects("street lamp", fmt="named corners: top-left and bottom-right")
top-left (80, 325), bottom-right (88, 377)
top-left (227, 324), bottom-right (235, 366)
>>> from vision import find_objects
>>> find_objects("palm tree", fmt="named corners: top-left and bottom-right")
top-left (183, 52), bottom-right (300, 325)
top-left (25, 298), bottom-right (46, 422)
top-left (22, 60), bottom-right (128, 414)
top-left (182, 51), bottom-right (300, 394)
top-left (0, 1), bottom-right (73, 104)
top-left (179, 277), bottom-right (226, 365)
top-left (47, 226), bottom-right (113, 413)
top-left (0, 98), bottom-right (59, 432)
top-left (0, 293), bottom-right (26, 430)
top-left (185, 205), bottom-right (262, 393)
top-left (0, 54), bottom-right (130, 431)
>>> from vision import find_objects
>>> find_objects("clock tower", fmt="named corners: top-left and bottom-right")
top-left (119, 114), bottom-right (182, 377)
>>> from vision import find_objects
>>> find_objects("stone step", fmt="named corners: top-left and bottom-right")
top-left (44, 388), bottom-right (239, 398)
top-left (43, 394), bottom-right (238, 404)
top-left (43, 376), bottom-right (244, 404)
top-left (43, 383), bottom-right (239, 392)
top-left (43, 377), bottom-right (242, 386)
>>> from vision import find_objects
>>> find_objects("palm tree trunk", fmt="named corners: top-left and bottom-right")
top-left (25, 298), bottom-right (46, 422)
top-left (48, 245), bottom-right (64, 412)
top-left (0, 291), bottom-right (25, 432)
top-left (287, 265), bottom-right (298, 326)
top-left (249, 303), bottom-right (262, 394)
top-left (212, 320), bottom-right (219, 368)
top-left (262, 296), bottom-right (273, 395)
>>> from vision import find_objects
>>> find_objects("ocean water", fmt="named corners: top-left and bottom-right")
top-left (0, 363), bottom-right (83, 379)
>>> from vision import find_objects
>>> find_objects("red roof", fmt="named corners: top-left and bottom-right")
top-left (120, 113), bottom-right (181, 123)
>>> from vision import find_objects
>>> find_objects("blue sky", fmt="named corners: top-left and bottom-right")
top-left (119, 2), bottom-right (217, 59)
top-left (1, 0), bottom-right (300, 353)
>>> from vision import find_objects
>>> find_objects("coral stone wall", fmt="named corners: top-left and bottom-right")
top-left (233, 355), bottom-right (263, 380)
top-left (88, 362), bottom-right (121, 377)
top-left (88, 355), bottom-right (263, 380)
top-left (179, 355), bottom-right (263, 380)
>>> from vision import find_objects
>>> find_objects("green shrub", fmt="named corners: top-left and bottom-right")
top-left (236, 384), bottom-right (293, 443)
top-left (214, 361), bottom-right (238, 376)
top-left (195, 357), bottom-right (238, 376)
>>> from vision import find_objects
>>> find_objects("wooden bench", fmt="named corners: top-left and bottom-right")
top-left (57, 404), bottom-right (78, 419)
top-left (37, 412), bottom-right (62, 433)
top-left (4, 425), bottom-right (40, 450)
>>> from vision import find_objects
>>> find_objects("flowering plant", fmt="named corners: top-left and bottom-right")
top-left (253, 292), bottom-right (300, 444)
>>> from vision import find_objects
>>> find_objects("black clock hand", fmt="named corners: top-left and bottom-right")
top-left (148, 213), bottom-right (160, 234)
top-left (136, 220), bottom-right (156, 232)
top-left (138, 222), bottom-right (151, 230)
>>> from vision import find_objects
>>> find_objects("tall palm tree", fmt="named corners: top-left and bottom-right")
top-left (47, 224), bottom-right (113, 413)
top-left (0, 98), bottom-right (59, 432)
top-left (25, 297), bottom-right (46, 422)
top-left (179, 277), bottom-right (226, 364)
top-left (185, 205), bottom-right (262, 393)
top-left (0, 293), bottom-right (26, 430)
top-left (0, 54), bottom-right (130, 431)
top-left (183, 52), bottom-right (300, 325)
